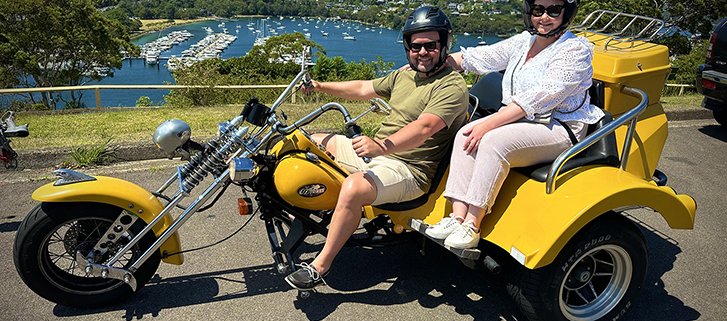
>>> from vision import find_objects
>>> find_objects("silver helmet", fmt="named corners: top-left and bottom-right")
top-left (153, 119), bottom-right (191, 156)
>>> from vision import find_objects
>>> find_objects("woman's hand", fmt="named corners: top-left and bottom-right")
top-left (352, 135), bottom-right (385, 158)
top-left (462, 122), bottom-right (492, 155)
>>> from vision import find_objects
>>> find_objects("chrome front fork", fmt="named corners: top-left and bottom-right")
top-left (78, 170), bottom-right (232, 290)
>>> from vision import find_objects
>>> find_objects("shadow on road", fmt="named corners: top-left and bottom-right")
top-left (698, 124), bottom-right (727, 143)
top-left (49, 216), bottom-right (699, 321)
top-left (627, 214), bottom-right (701, 321)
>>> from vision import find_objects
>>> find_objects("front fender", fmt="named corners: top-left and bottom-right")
top-left (32, 176), bottom-right (184, 265)
top-left (482, 166), bottom-right (695, 270)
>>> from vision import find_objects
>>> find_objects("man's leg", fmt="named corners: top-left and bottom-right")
top-left (310, 172), bottom-right (377, 274)
top-left (285, 171), bottom-right (377, 290)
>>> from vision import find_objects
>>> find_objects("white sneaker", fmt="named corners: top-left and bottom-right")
top-left (425, 213), bottom-right (461, 239)
top-left (444, 220), bottom-right (480, 249)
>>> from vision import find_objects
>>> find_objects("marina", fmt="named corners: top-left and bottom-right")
top-left (23, 17), bottom-right (503, 109)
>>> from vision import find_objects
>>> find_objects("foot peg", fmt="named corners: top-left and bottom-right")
top-left (408, 218), bottom-right (481, 260)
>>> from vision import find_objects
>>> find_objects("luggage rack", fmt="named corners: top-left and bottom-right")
top-left (571, 10), bottom-right (664, 50)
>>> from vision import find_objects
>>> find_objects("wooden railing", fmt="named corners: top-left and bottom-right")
top-left (0, 84), bottom-right (297, 111)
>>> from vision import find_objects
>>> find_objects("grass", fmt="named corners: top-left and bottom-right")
top-left (8, 93), bottom-right (702, 151)
top-left (11, 102), bottom-right (382, 149)
top-left (67, 137), bottom-right (117, 167)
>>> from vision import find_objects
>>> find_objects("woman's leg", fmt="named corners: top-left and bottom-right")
top-left (453, 120), bottom-right (580, 227)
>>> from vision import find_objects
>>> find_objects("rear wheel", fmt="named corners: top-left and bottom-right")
top-left (507, 213), bottom-right (648, 321)
top-left (13, 202), bottom-right (161, 308)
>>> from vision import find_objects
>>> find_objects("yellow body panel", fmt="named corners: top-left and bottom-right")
top-left (369, 165), bottom-right (695, 270)
top-left (615, 103), bottom-right (669, 179)
top-left (271, 130), bottom-right (349, 210)
top-left (274, 154), bottom-right (346, 210)
top-left (32, 176), bottom-right (184, 265)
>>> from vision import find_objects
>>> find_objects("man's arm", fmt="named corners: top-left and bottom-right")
top-left (303, 79), bottom-right (380, 101)
top-left (351, 113), bottom-right (446, 158)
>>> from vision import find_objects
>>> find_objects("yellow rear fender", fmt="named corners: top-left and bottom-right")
top-left (482, 166), bottom-right (695, 270)
top-left (32, 176), bottom-right (184, 265)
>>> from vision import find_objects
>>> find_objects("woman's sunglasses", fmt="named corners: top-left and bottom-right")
top-left (531, 4), bottom-right (564, 18)
top-left (409, 41), bottom-right (438, 53)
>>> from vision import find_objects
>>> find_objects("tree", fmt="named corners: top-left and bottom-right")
top-left (0, 0), bottom-right (136, 109)
top-left (577, 0), bottom-right (726, 36)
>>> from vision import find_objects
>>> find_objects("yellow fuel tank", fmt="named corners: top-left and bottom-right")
top-left (273, 152), bottom-right (346, 210)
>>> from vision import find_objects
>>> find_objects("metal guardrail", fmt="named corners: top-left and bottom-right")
top-left (545, 86), bottom-right (648, 194)
top-left (0, 84), bottom-right (298, 111)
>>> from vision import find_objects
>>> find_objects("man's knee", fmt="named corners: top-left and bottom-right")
top-left (339, 173), bottom-right (377, 205)
top-left (312, 133), bottom-right (337, 155)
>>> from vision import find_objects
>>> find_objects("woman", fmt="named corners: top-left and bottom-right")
top-left (425, 0), bottom-right (605, 249)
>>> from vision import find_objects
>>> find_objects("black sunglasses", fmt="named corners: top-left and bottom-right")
top-left (531, 4), bottom-right (564, 18)
top-left (409, 41), bottom-right (438, 53)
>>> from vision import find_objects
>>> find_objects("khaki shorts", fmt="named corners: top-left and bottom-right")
top-left (334, 135), bottom-right (424, 206)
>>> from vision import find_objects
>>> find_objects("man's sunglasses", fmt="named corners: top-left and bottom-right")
top-left (409, 41), bottom-right (438, 53)
top-left (530, 4), bottom-right (564, 18)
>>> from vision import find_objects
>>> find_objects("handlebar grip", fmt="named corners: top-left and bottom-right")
top-left (347, 124), bottom-right (371, 163)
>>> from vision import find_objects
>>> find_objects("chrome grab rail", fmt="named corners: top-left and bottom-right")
top-left (545, 86), bottom-right (648, 194)
top-left (571, 10), bottom-right (664, 50)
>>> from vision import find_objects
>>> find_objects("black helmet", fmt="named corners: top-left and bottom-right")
top-left (402, 6), bottom-right (453, 74)
top-left (523, 0), bottom-right (580, 38)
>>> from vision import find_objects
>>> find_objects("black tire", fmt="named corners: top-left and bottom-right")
top-left (13, 202), bottom-right (161, 308)
top-left (507, 213), bottom-right (648, 321)
top-left (713, 110), bottom-right (727, 126)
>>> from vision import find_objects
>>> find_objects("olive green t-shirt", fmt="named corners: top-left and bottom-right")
top-left (372, 66), bottom-right (468, 192)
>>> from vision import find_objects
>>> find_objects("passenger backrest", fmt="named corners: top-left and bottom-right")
top-left (468, 72), bottom-right (504, 121)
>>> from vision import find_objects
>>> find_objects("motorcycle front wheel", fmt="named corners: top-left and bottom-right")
top-left (13, 202), bottom-right (161, 308)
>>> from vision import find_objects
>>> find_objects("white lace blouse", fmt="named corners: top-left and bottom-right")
top-left (460, 31), bottom-right (604, 124)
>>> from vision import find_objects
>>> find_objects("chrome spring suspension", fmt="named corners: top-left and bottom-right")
top-left (180, 125), bottom-right (249, 194)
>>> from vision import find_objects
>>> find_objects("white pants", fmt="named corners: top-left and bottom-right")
top-left (443, 117), bottom-right (587, 212)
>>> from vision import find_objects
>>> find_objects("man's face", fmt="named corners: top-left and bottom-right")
top-left (407, 31), bottom-right (441, 74)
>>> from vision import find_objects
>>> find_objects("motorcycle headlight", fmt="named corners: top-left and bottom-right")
top-left (229, 158), bottom-right (258, 182)
top-left (153, 119), bottom-right (191, 156)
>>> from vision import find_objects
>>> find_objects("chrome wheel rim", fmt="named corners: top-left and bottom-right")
top-left (40, 218), bottom-right (136, 294)
top-left (559, 244), bottom-right (632, 320)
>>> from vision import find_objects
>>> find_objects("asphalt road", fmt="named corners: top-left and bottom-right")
top-left (0, 118), bottom-right (725, 321)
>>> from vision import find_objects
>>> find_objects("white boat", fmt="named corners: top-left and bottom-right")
top-left (146, 53), bottom-right (158, 65)
top-left (344, 35), bottom-right (356, 40)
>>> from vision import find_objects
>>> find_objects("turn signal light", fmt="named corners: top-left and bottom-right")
top-left (238, 197), bottom-right (253, 215)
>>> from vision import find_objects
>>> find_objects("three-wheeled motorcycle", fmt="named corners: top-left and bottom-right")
top-left (13, 11), bottom-right (696, 321)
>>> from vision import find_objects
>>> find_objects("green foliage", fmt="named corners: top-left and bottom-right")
top-left (310, 54), bottom-right (394, 82)
top-left (670, 40), bottom-right (708, 85)
top-left (168, 33), bottom-right (393, 107)
top-left (0, 0), bottom-right (136, 108)
top-left (136, 96), bottom-right (153, 107)
top-left (68, 137), bottom-right (117, 167)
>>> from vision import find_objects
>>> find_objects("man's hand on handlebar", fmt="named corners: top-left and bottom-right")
top-left (300, 79), bottom-right (319, 96)
top-left (352, 135), bottom-right (385, 159)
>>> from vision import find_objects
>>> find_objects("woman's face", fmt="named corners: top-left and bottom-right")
top-left (531, 0), bottom-right (566, 35)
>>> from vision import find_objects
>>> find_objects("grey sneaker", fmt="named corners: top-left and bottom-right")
top-left (425, 213), bottom-right (462, 239)
top-left (285, 263), bottom-right (329, 290)
top-left (444, 220), bottom-right (480, 249)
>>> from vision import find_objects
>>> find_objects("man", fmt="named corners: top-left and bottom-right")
top-left (285, 6), bottom-right (468, 290)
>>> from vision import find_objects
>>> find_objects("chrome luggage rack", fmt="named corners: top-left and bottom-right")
top-left (571, 10), bottom-right (664, 50)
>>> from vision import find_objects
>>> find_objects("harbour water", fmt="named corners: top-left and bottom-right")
top-left (20, 17), bottom-right (504, 108)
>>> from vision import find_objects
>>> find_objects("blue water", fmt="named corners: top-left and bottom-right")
top-left (16, 17), bottom-right (503, 108)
